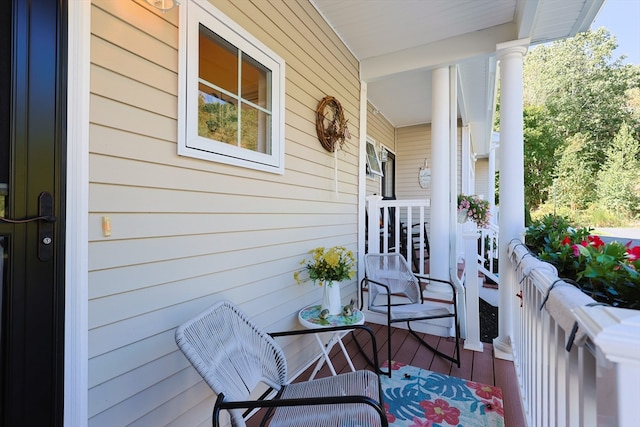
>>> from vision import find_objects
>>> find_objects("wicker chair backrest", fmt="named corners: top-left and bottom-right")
top-left (364, 253), bottom-right (421, 307)
top-left (175, 301), bottom-right (288, 426)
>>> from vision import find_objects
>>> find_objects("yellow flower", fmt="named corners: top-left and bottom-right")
top-left (294, 245), bottom-right (355, 285)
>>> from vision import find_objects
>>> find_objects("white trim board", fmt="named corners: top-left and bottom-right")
top-left (65, 1), bottom-right (90, 425)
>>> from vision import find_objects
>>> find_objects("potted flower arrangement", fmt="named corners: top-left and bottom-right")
top-left (457, 194), bottom-right (491, 228)
top-left (294, 246), bottom-right (355, 314)
top-left (525, 214), bottom-right (640, 309)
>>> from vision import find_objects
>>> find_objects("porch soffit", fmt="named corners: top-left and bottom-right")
top-left (310, 0), bottom-right (605, 156)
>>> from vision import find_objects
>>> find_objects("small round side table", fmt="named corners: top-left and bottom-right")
top-left (298, 304), bottom-right (364, 379)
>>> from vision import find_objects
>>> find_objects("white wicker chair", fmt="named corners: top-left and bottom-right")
top-left (360, 253), bottom-right (461, 375)
top-left (175, 300), bottom-right (387, 427)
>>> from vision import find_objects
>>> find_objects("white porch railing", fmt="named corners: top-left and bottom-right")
top-left (478, 223), bottom-right (499, 283)
top-left (365, 195), bottom-right (429, 275)
top-left (508, 240), bottom-right (640, 427)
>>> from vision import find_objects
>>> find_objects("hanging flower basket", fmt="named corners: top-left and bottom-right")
top-left (457, 194), bottom-right (491, 228)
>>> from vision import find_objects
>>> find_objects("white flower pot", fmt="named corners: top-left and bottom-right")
top-left (457, 209), bottom-right (469, 224)
top-left (322, 281), bottom-right (342, 315)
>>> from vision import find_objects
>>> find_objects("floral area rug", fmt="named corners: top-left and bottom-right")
top-left (380, 362), bottom-right (504, 427)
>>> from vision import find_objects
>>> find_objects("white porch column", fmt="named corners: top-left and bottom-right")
top-left (429, 67), bottom-right (450, 285)
top-left (488, 133), bottom-right (498, 219)
top-left (494, 39), bottom-right (529, 359)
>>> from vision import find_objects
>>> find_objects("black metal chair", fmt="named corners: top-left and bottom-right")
top-left (359, 253), bottom-right (460, 376)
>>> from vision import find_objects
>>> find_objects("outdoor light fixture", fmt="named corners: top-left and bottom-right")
top-left (146, 0), bottom-right (179, 12)
top-left (380, 147), bottom-right (388, 162)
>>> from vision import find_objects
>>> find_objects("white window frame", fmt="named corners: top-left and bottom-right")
top-left (178, 0), bottom-right (286, 174)
top-left (365, 137), bottom-right (383, 178)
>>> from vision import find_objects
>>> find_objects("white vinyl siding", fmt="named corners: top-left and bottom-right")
top-left (88, 0), bottom-right (360, 425)
top-left (475, 157), bottom-right (489, 199)
top-left (396, 125), bottom-right (432, 198)
top-left (395, 124), bottom-right (462, 225)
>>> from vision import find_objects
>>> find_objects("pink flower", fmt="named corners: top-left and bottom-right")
top-left (420, 398), bottom-right (461, 425)
top-left (466, 381), bottom-right (503, 400)
top-left (572, 244), bottom-right (581, 257)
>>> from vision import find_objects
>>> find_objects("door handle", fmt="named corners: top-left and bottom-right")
top-left (0, 213), bottom-right (56, 224)
top-left (0, 192), bottom-right (56, 261)
top-left (37, 192), bottom-right (55, 261)
top-left (0, 198), bottom-right (57, 224)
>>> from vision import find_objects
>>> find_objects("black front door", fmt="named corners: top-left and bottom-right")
top-left (0, 0), bottom-right (66, 425)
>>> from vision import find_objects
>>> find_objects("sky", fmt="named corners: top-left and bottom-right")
top-left (590, 0), bottom-right (640, 65)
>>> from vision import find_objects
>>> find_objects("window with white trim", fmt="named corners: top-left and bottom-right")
top-left (179, 0), bottom-right (285, 173)
top-left (365, 138), bottom-right (383, 177)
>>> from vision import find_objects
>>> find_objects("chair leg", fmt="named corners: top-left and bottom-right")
top-left (407, 320), bottom-right (461, 368)
top-left (385, 322), bottom-right (392, 377)
top-left (349, 331), bottom-right (388, 377)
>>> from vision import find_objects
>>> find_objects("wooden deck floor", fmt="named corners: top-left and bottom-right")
top-left (249, 323), bottom-right (526, 426)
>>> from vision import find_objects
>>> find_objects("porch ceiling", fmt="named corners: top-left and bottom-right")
top-left (310, 0), bottom-right (605, 156)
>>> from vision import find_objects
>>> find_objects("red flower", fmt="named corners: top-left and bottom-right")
top-left (466, 381), bottom-right (503, 399)
top-left (381, 360), bottom-right (406, 371)
top-left (482, 396), bottom-right (505, 417)
top-left (588, 235), bottom-right (605, 248)
top-left (420, 398), bottom-right (461, 425)
top-left (627, 245), bottom-right (640, 261)
top-left (384, 403), bottom-right (396, 423)
top-left (561, 236), bottom-right (571, 245)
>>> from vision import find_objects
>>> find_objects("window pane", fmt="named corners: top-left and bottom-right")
top-left (241, 53), bottom-right (270, 110)
top-left (199, 24), bottom-right (238, 95)
top-left (366, 142), bottom-right (383, 175)
top-left (198, 85), bottom-right (238, 145)
top-left (240, 103), bottom-right (270, 154)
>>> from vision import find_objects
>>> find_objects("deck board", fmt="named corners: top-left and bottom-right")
top-left (245, 323), bottom-right (525, 426)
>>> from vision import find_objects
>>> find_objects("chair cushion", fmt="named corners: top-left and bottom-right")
top-left (270, 370), bottom-right (383, 427)
top-left (368, 302), bottom-right (452, 320)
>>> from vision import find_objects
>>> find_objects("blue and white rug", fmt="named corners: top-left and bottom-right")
top-left (380, 362), bottom-right (505, 427)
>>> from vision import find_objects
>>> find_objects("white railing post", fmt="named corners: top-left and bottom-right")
top-left (463, 224), bottom-right (482, 351)
top-left (366, 195), bottom-right (383, 255)
top-left (573, 306), bottom-right (640, 427)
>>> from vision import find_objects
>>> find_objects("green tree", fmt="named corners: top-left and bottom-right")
top-left (554, 133), bottom-right (597, 210)
top-left (522, 28), bottom-right (640, 215)
top-left (523, 105), bottom-right (562, 209)
top-left (524, 28), bottom-right (634, 153)
top-left (596, 123), bottom-right (640, 216)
